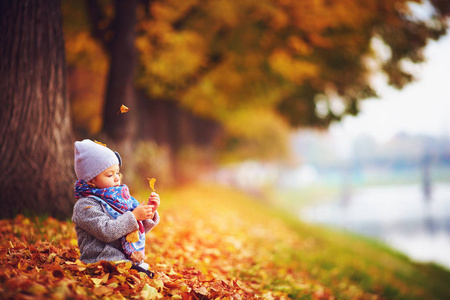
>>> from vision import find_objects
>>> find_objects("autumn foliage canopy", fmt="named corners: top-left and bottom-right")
top-left (64, 0), bottom-right (450, 162)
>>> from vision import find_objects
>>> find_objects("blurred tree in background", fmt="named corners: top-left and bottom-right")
top-left (62, 0), bottom-right (450, 185)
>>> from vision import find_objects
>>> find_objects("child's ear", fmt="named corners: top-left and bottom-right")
top-left (87, 180), bottom-right (96, 188)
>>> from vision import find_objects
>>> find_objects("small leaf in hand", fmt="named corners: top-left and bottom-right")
top-left (117, 104), bottom-right (129, 114)
top-left (147, 178), bottom-right (156, 192)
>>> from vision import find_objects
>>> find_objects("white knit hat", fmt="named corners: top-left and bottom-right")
top-left (74, 139), bottom-right (122, 181)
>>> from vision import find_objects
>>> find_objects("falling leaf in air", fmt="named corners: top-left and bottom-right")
top-left (94, 140), bottom-right (107, 147)
top-left (147, 178), bottom-right (156, 192)
top-left (117, 104), bottom-right (129, 115)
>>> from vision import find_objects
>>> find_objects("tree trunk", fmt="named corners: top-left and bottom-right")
top-left (0, 0), bottom-right (75, 219)
top-left (101, 0), bottom-right (138, 178)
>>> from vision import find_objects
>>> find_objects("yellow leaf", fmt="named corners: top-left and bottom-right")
top-left (117, 104), bottom-right (129, 114)
top-left (141, 284), bottom-right (160, 299)
top-left (179, 283), bottom-right (190, 293)
top-left (101, 273), bottom-right (110, 284)
top-left (94, 140), bottom-right (107, 147)
top-left (115, 275), bottom-right (127, 283)
top-left (168, 268), bottom-right (179, 276)
top-left (149, 279), bottom-right (164, 291)
top-left (91, 278), bottom-right (103, 286)
top-left (126, 230), bottom-right (140, 243)
top-left (109, 294), bottom-right (126, 300)
top-left (70, 239), bottom-right (78, 247)
top-left (147, 178), bottom-right (156, 192)
top-left (27, 283), bottom-right (47, 295)
top-left (75, 259), bottom-right (85, 266)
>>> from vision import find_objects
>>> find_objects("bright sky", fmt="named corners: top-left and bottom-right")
top-left (330, 33), bottom-right (450, 144)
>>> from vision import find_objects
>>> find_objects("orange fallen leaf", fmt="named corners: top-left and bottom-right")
top-left (84, 206), bottom-right (92, 210)
top-left (117, 104), bottom-right (129, 114)
top-left (194, 286), bottom-right (209, 296)
top-left (93, 285), bottom-right (114, 297)
top-left (147, 178), bottom-right (156, 192)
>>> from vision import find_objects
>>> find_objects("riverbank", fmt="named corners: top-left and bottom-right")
top-left (299, 183), bottom-right (450, 270)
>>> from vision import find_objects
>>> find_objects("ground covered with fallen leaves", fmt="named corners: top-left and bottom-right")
top-left (1, 185), bottom-right (450, 299)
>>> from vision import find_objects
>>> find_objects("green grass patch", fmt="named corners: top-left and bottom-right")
top-left (150, 184), bottom-right (450, 299)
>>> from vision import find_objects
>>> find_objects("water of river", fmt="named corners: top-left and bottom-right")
top-left (299, 183), bottom-right (450, 270)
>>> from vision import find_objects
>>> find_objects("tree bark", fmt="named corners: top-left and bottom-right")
top-left (0, 0), bottom-right (75, 219)
top-left (102, 0), bottom-right (138, 142)
top-left (100, 0), bottom-right (138, 178)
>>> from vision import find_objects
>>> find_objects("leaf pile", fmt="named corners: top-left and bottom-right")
top-left (0, 215), bottom-right (260, 299)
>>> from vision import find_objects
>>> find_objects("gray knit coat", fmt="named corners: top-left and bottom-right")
top-left (72, 197), bottom-right (160, 264)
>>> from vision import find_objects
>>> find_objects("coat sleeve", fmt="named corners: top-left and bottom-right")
top-left (72, 198), bottom-right (139, 243)
top-left (142, 211), bottom-right (160, 234)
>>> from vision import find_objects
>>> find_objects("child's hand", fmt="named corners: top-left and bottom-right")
top-left (147, 192), bottom-right (160, 213)
top-left (132, 202), bottom-right (154, 221)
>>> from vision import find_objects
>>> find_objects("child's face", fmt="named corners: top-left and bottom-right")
top-left (90, 164), bottom-right (120, 189)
